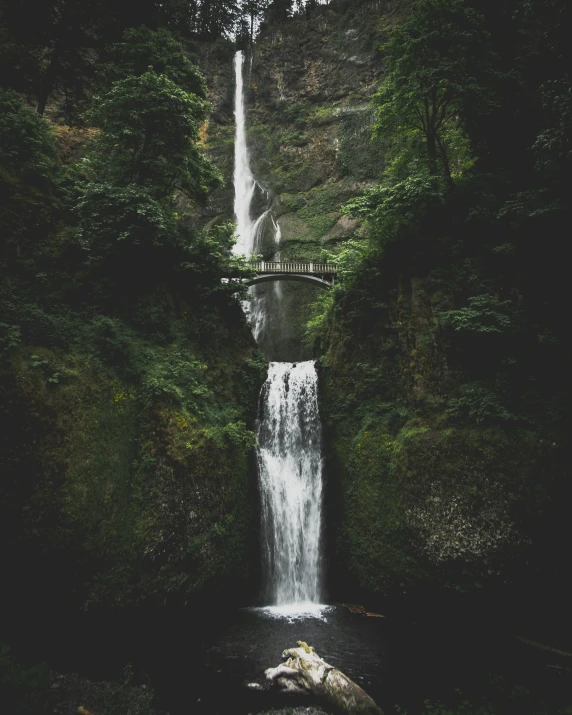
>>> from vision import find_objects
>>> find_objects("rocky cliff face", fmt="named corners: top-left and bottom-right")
top-left (199, 3), bottom-right (393, 359)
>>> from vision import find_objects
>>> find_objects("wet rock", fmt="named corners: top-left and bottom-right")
top-left (265, 642), bottom-right (382, 714)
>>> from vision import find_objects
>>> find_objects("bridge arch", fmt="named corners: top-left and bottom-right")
top-left (245, 272), bottom-right (333, 289)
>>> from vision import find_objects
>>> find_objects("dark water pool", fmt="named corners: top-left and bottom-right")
top-left (200, 605), bottom-right (387, 713)
top-left (5, 594), bottom-right (571, 714)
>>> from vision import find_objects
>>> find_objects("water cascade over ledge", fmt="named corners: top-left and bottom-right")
top-left (233, 49), bottom-right (255, 256)
top-left (233, 51), bottom-right (324, 613)
top-left (232, 50), bottom-right (282, 348)
top-left (256, 362), bottom-right (323, 609)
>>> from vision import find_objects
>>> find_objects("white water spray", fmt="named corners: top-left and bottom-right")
top-left (233, 50), bottom-right (256, 256)
top-left (257, 362), bottom-right (323, 606)
top-left (232, 52), bottom-right (324, 612)
top-left (233, 50), bottom-right (269, 341)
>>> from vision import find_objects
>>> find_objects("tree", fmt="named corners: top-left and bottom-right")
top-left (373, 0), bottom-right (489, 187)
top-left (69, 68), bottom-right (225, 307)
top-left (0, 89), bottom-right (58, 258)
top-left (84, 71), bottom-right (219, 201)
top-left (0, 0), bottom-right (104, 117)
top-left (102, 26), bottom-right (206, 98)
top-left (242, 0), bottom-right (269, 42)
top-left (196, 0), bottom-right (239, 38)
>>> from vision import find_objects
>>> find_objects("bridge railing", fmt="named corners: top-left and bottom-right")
top-left (249, 261), bottom-right (337, 274)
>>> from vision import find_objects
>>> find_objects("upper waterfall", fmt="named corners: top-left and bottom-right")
top-left (233, 50), bottom-right (256, 257)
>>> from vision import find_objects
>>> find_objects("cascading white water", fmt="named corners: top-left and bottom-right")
top-left (233, 50), bottom-right (256, 256)
top-left (257, 362), bottom-right (323, 606)
top-left (233, 52), bottom-right (324, 612)
top-left (233, 50), bottom-right (272, 343)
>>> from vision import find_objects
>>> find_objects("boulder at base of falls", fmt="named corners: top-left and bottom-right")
top-left (264, 642), bottom-right (383, 715)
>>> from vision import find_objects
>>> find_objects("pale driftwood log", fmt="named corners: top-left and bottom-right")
top-left (265, 641), bottom-right (383, 714)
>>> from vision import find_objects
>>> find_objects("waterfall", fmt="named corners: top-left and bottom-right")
top-left (233, 52), bottom-right (324, 613)
top-left (233, 50), bottom-right (256, 256)
top-left (233, 50), bottom-right (268, 342)
top-left (257, 362), bottom-right (323, 607)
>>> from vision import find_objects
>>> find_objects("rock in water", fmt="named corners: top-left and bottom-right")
top-left (264, 642), bottom-right (383, 714)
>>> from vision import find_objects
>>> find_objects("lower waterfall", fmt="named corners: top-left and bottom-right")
top-left (256, 361), bottom-right (323, 608)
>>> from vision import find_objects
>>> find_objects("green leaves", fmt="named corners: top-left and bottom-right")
top-left (72, 54), bottom-right (223, 286)
top-left (0, 90), bottom-right (59, 251)
top-left (344, 176), bottom-right (444, 239)
top-left (74, 183), bottom-right (176, 252)
top-left (102, 26), bottom-right (207, 98)
top-left (85, 71), bottom-right (220, 200)
top-left (0, 90), bottom-right (57, 175)
top-left (140, 350), bottom-right (210, 411)
top-left (440, 295), bottom-right (518, 334)
top-left (444, 385), bottom-right (517, 424)
top-left (373, 0), bottom-right (487, 184)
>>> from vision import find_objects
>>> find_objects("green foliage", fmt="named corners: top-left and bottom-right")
top-left (305, 290), bottom-right (335, 349)
top-left (373, 0), bottom-right (489, 184)
top-left (0, 322), bottom-right (22, 353)
top-left (102, 26), bottom-right (207, 97)
top-left (0, 4), bottom-right (264, 615)
top-left (0, 0), bottom-right (107, 118)
top-left (343, 176), bottom-right (445, 242)
top-left (140, 350), bottom-right (211, 411)
top-left (74, 183), bottom-right (177, 252)
top-left (444, 385), bottom-right (517, 424)
top-left (0, 90), bottom-right (57, 174)
top-left (0, 89), bottom-right (58, 248)
top-left (0, 643), bottom-right (51, 691)
top-left (84, 71), bottom-right (220, 201)
top-left (440, 296), bottom-right (518, 333)
top-left (311, 0), bottom-right (572, 601)
top-left (0, 643), bottom-right (51, 714)
top-left (221, 420), bottom-right (257, 449)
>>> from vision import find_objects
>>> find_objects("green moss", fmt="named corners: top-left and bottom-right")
top-left (1, 300), bottom-right (265, 608)
top-left (331, 422), bottom-right (426, 592)
top-left (322, 349), bottom-right (556, 593)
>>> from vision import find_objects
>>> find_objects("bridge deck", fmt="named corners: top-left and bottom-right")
top-left (250, 261), bottom-right (337, 275)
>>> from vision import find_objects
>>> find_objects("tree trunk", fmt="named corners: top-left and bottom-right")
top-left (426, 130), bottom-right (439, 176)
top-left (137, 119), bottom-right (153, 185)
top-left (265, 642), bottom-right (383, 714)
top-left (37, 53), bottom-right (59, 115)
top-left (437, 135), bottom-right (454, 190)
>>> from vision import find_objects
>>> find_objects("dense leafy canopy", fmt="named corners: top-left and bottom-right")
top-left (372, 0), bottom-right (490, 186)
top-left (84, 71), bottom-right (218, 199)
